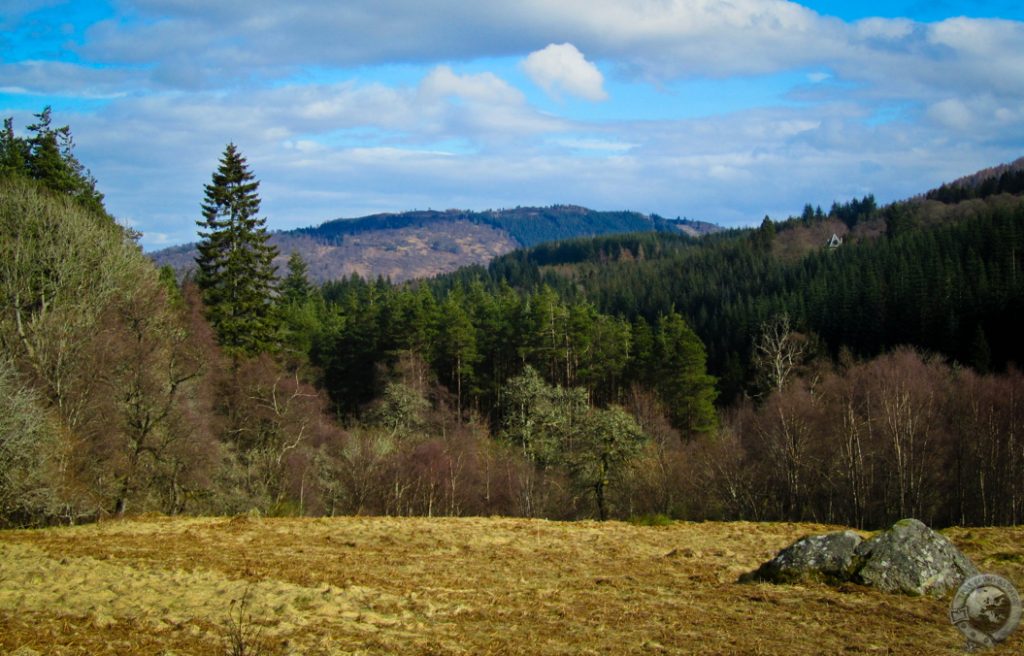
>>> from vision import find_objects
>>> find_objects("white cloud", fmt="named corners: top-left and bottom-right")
top-left (523, 43), bottom-right (607, 101)
top-left (419, 66), bottom-right (525, 106)
top-left (48, 64), bottom-right (570, 249)
top-left (7, 0), bottom-right (1024, 253)
top-left (853, 17), bottom-right (917, 41)
top-left (74, 73), bottom-right (1016, 251)
top-left (555, 138), bottom-right (635, 153)
top-left (928, 98), bottom-right (975, 131)
top-left (0, 61), bottom-right (140, 97)
top-left (925, 94), bottom-right (1024, 135)
top-left (64, 2), bottom-right (1024, 111)
top-left (77, 1), bottom-right (834, 82)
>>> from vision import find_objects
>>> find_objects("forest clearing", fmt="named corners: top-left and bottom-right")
top-left (1, 516), bottom-right (1022, 655)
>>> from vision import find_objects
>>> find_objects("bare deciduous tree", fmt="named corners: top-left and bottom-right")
top-left (752, 314), bottom-right (809, 397)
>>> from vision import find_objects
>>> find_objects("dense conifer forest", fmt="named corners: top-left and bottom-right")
top-left (449, 192), bottom-right (1024, 401)
top-left (2, 109), bottom-right (1023, 530)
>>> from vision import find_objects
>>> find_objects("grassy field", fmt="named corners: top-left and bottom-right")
top-left (0, 516), bottom-right (1022, 655)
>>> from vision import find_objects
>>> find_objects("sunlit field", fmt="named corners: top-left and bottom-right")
top-left (0, 517), bottom-right (1022, 655)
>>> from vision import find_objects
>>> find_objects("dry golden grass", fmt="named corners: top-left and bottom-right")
top-left (0, 517), bottom-right (1022, 655)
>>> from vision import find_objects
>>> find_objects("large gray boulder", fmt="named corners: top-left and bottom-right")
top-left (852, 518), bottom-right (978, 596)
top-left (740, 530), bottom-right (863, 584)
top-left (742, 518), bottom-right (979, 597)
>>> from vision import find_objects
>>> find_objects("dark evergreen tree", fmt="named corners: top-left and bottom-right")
top-left (26, 108), bottom-right (74, 193)
top-left (0, 118), bottom-right (26, 176)
top-left (280, 251), bottom-right (312, 304)
top-left (652, 311), bottom-right (718, 436)
top-left (968, 324), bottom-right (992, 374)
top-left (755, 215), bottom-right (776, 250)
top-left (194, 143), bottom-right (279, 355)
top-left (277, 252), bottom-right (327, 358)
top-left (2, 108), bottom-right (109, 219)
top-left (435, 291), bottom-right (479, 420)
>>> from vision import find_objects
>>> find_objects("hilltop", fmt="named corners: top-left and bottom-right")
top-left (149, 205), bottom-right (721, 283)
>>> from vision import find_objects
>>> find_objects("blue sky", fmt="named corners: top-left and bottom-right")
top-left (3, 1), bottom-right (1023, 250)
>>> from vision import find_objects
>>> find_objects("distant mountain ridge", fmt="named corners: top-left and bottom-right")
top-left (150, 205), bottom-right (721, 283)
top-left (297, 205), bottom-right (718, 247)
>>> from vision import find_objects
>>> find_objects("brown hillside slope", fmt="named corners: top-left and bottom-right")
top-left (0, 517), bottom-right (1021, 655)
top-left (153, 219), bottom-right (518, 284)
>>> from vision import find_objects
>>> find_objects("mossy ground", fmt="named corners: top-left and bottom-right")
top-left (0, 517), bottom-right (1021, 655)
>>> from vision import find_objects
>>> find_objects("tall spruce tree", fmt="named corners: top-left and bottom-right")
top-left (195, 143), bottom-right (279, 355)
top-left (653, 310), bottom-right (718, 436)
top-left (280, 251), bottom-right (312, 304)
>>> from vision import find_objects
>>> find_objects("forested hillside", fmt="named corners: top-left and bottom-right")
top-left (3, 109), bottom-right (1023, 531)
top-left (151, 205), bottom-right (720, 283)
top-left (925, 155), bottom-right (1024, 203)
top-left (456, 192), bottom-right (1024, 401)
top-left (297, 205), bottom-right (706, 247)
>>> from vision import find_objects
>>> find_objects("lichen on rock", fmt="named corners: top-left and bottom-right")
top-left (741, 518), bottom-right (979, 597)
top-left (740, 530), bottom-right (863, 584)
top-left (852, 518), bottom-right (978, 596)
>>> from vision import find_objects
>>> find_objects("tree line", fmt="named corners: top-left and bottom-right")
top-left (457, 193), bottom-right (1024, 403)
top-left (2, 109), bottom-right (1023, 529)
top-left (0, 127), bottom-right (716, 524)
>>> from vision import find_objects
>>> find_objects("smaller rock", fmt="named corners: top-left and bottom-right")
top-left (740, 530), bottom-right (863, 584)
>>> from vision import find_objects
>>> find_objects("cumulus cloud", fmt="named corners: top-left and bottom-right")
top-left (853, 16), bottom-right (917, 41)
top-left (416, 66), bottom-right (566, 139)
top-left (77, 1), bottom-right (832, 82)
top-left (420, 66), bottom-right (525, 105)
top-left (59, 2), bottom-right (1024, 111)
top-left (78, 72), bottom-right (1015, 251)
top-left (523, 43), bottom-right (607, 101)
top-left (924, 93), bottom-right (1024, 135)
top-left (54, 64), bottom-right (568, 248)
top-left (7, 0), bottom-right (1024, 252)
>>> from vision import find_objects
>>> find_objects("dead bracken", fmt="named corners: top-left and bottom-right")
top-left (0, 516), bottom-right (1022, 655)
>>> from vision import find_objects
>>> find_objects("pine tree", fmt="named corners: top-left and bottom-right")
top-left (195, 143), bottom-right (279, 355)
top-left (0, 118), bottom-right (26, 175)
top-left (280, 251), bottom-right (312, 305)
top-left (2, 108), bottom-right (108, 219)
top-left (436, 292), bottom-right (479, 420)
top-left (654, 310), bottom-right (718, 435)
top-left (26, 107), bottom-right (74, 194)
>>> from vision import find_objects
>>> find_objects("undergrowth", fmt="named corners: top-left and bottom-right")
top-left (628, 513), bottom-right (674, 527)
top-left (220, 585), bottom-right (286, 656)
